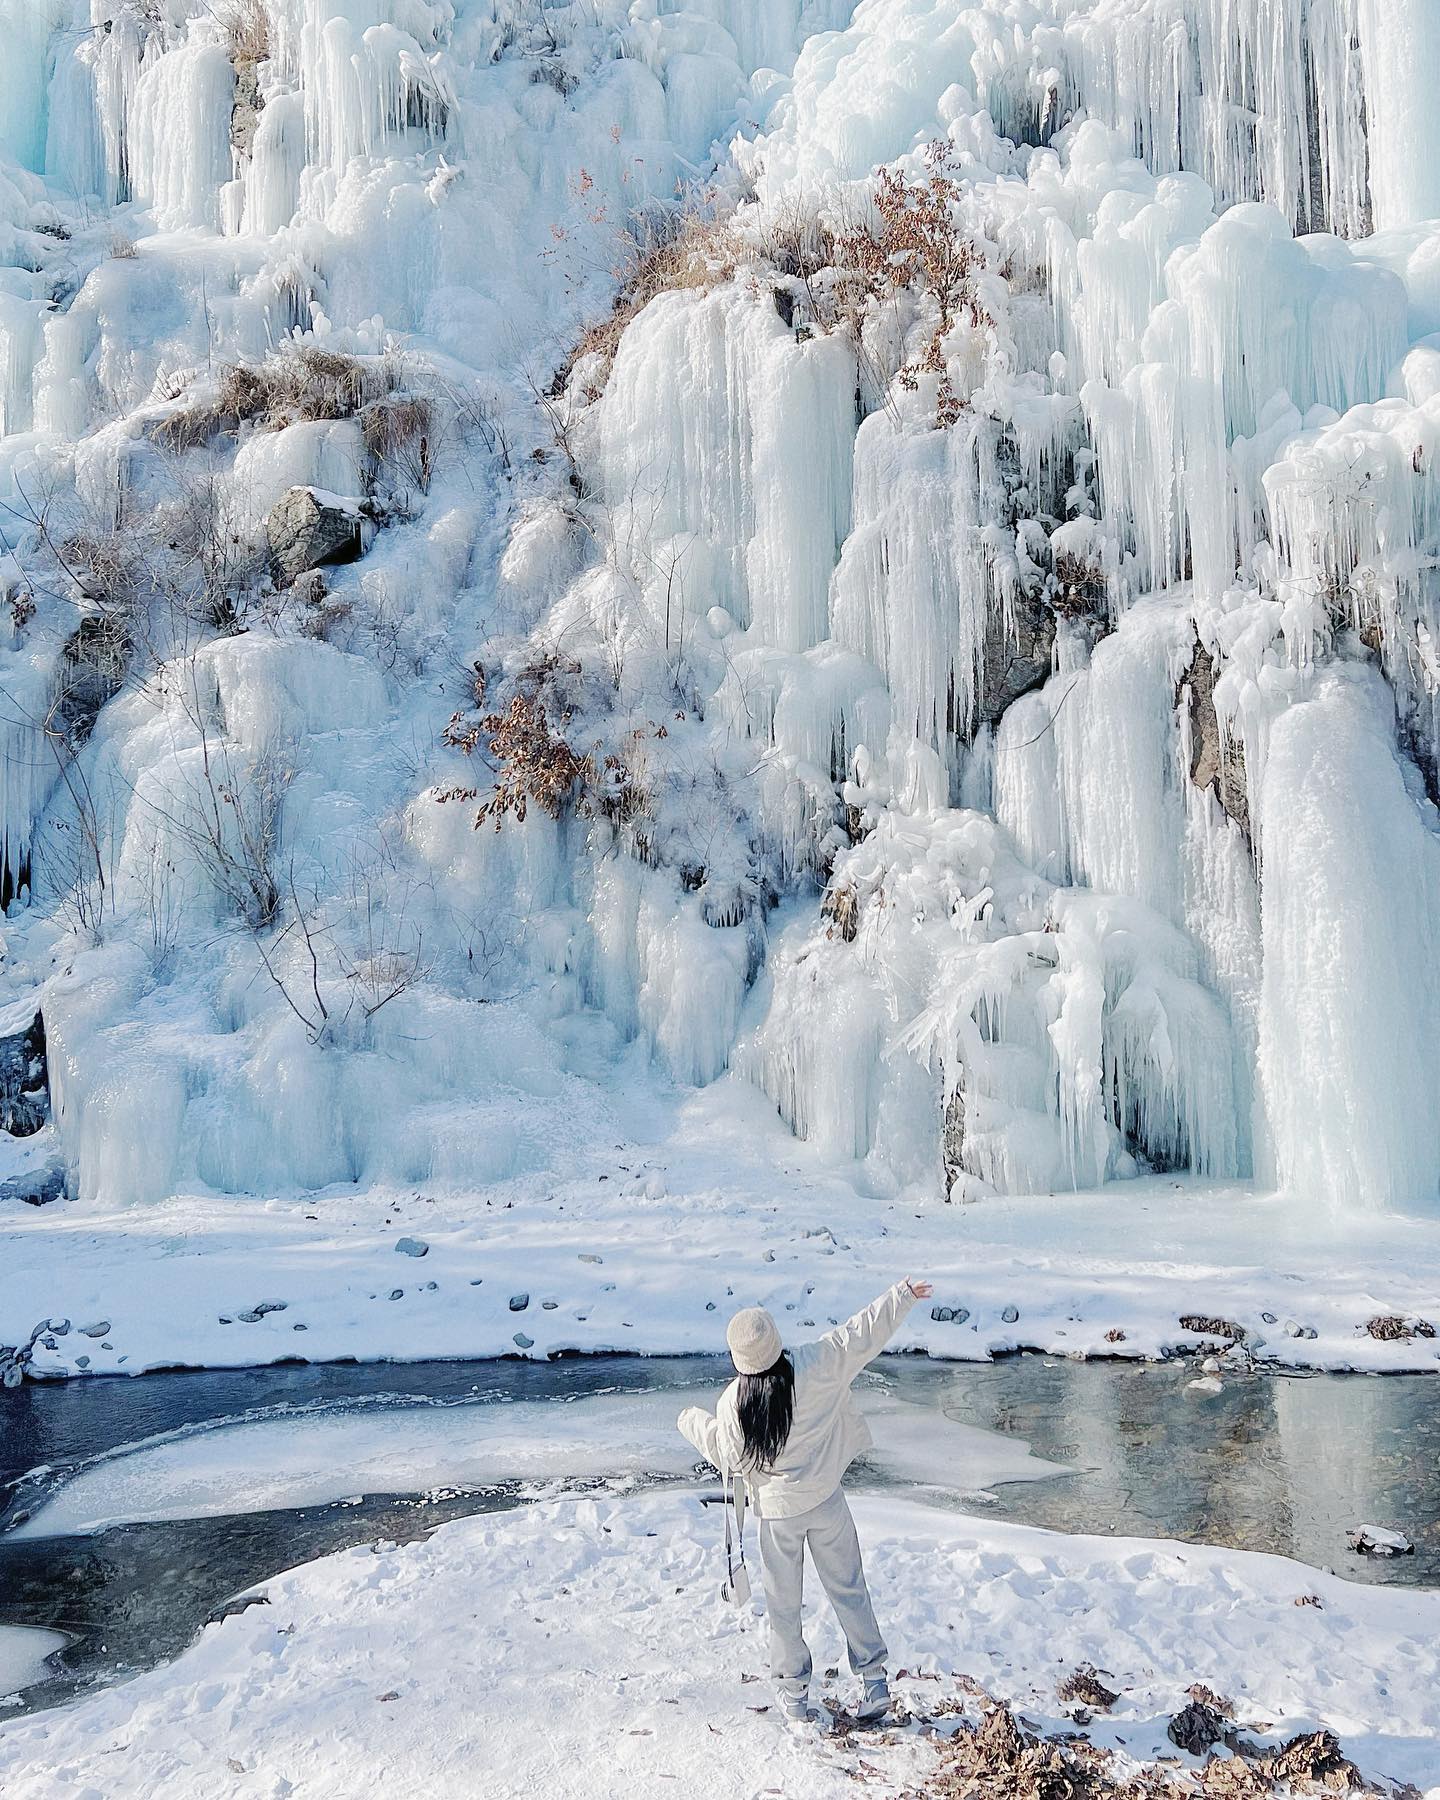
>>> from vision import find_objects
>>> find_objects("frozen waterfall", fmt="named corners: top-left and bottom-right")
top-left (0, 0), bottom-right (1439, 1219)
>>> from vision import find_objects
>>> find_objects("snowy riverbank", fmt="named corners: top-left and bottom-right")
top-left (2, 1490), bottom-right (1437, 1798)
top-left (5, 1080), bottom-right (1440, 1380)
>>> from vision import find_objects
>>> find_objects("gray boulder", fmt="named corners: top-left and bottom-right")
top-left (0, 1008), bottom-right (49, 1139)
top-left (267, 486), bottom-right (367, 585)
top-left (52, 611), bottom-right (130, 751)
top-left (978, 586), bottom-right (1056, 728)
top-left (0, 1161), bottom-right (65, 1206)
top-left (1180, 637), bottom-right (1250, 840)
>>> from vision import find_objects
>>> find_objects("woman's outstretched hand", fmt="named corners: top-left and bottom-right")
top-left (906, 1277), bottom-right (934, 1299)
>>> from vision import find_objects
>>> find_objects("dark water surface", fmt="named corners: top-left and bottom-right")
top-left (1, 1354), bottom-right (1435, 1717)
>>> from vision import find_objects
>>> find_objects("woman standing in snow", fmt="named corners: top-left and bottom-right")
top-left (677, 1277), bottom-right (933, 1726)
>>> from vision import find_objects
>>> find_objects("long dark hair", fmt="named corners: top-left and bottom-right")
top-left (737, 1352), bottom-right (795, 1470)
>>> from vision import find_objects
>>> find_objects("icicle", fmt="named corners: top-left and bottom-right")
top-left (1258, 667), bottom-right (1440, 1213)
top-left (129, 37), bottom-right (236, 231)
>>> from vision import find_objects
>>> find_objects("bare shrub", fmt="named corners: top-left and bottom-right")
top-left (835, 140), bottom-right (989, 424)
top-left (438, 657), bottom-right (663, 840)
top-left (220, 0), bottom-right (271, 65)
top-left (561, 209), bottom-right (740, 400)
top-left (361, 394), bottom-right (434, 491)
top-left (529, 59), bottom-right (577, 98)
top-left (471, 692), bottom-right (589, 828)
top-left (1052, 550), bottom-right (1107, 616)
top-left (755, 200), bottom-right (836, 282)
top-left (109, 232), bottom-right (139, 260)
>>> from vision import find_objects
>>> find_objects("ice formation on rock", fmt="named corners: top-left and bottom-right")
top-left (0, 0), bottom-right (1439, 1218)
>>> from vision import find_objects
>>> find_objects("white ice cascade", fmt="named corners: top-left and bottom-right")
top-left (1, 0), bottom-right (1440, 1220)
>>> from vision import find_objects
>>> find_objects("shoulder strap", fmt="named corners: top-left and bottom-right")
top-left (724, 1470), bottom-right (748, 1581)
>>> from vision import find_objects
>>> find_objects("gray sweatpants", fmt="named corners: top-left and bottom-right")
top-left (756, 1487), bottom-right (886, 1699)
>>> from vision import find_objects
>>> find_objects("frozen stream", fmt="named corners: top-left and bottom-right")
top-left (1, 1354), bottom-right (1436, 1716)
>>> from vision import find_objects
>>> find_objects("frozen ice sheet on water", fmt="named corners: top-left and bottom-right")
top-left (8, 1387), bottom-right (1064, 1540)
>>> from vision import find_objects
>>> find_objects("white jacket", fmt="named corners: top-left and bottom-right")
top-left (676, 1281), bottom-right (919, 1518)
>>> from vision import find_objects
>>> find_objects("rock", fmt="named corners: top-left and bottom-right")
top-left (1167, 1698), bottom-right (1225, 1756)
top-left (254, 1300), bottom-right (286, 1315)
top-left (53, 612), bottom-right (129, 755)
top-left (978, 585), bottom-right (1057, 728)
top-left (941, 1086), bottom-right (967, 1199)
top-left (388, 1289), bottom-right (404, 1301)
top-left (0, 1008), bottom-right (50, 1139)
top-left (1187, 1374), bottom-right (1224, 1396)
top-left (231, 59), bottom-right (263, 157)
top-left (541, 1300), bottom-right (558, 1310)
top-left (578, 1253), bottom-right (603, 1265)
top-left (1347, 1524), bottom-right (1414, 1557)
top-left (1001, 1304), bottom-right (1020, 1324)
top-left (394, 1236), bottom-right (429, 1258)
top-left (207, 1592), bottom-right (270, 1628)
top-left (930, 1305), bottom-right (970, 1325)
top-left (1178, 1313), bottom-right (1247, 1343)
top-left (509, 1293), bottom-right (529, 1312)
top-left (75, 1353), bottom-right (90, 1368)
top-left (79, 1320), bottom-right (110, 1338)
top-left (1104, 1327), bottom-right (1127, 1343)
top-left (0, 1162), bottom-right (66, 1206)
top-left (237, 1310), bottom-right (262, 1323)
top-left (704, 1301), bottom-right (716, 1312)
top-left (49, 1318), bottom-right (69, 1335)
top-left (1180, 636), bottom-right (1249, 840)
top-left (512, 1332), bottom-right (534, 1350)
top-left (820, 882), bottom-right (859, 945)
top-left (1283, 1318), bottom-right (1317, 1340)
top-left (1201, 1355), bottom-right (1221, 1374)
top-left (1261, 1310), bottom-right (1278, 1324)
top-left (267, 486), bottom-right (367, 585)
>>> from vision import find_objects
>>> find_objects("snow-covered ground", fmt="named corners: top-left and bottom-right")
top-left (1, 1490), bottom-right (1436, 1798)
top-left (6, 1076), bottom-right (1440, 1378)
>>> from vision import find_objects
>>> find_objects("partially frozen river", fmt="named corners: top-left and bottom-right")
top-left (1, 1354), bottom-right (1436, 1715)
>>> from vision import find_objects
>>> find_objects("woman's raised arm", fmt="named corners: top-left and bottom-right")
top-left (818, 1277), bottom-right (931, 1378)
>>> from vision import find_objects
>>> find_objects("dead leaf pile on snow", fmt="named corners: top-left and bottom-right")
top-left (1056, 1665), bottom-right (1120, 1712)
top-left (1364, 1316), bottom-right (1435, 1342)
top-left (867, 1684), bottom-right (1408, 1800)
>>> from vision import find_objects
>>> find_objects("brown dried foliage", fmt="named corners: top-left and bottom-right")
top-left (564, 214), bottom-right (739, 400)
top-left (439, 661), bottom-right (664, 837)
top-left (836, 141), bottom-right (989, 426)
top-left (222, 0), bottom-right (271, 66)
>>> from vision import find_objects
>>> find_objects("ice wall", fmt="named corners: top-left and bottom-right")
top-left (4, 0), bottom-right (1440, 1222)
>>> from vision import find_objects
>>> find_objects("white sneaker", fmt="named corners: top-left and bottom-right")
top-left (855, 1678), bottom-right (890, 1723)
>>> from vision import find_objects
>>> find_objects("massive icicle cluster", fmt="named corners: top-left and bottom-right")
top-left (2, 0), bottom-right (1440, 1218)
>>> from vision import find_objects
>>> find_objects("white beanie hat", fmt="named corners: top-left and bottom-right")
top-left (727, 1306), bottom-right (782, 1375)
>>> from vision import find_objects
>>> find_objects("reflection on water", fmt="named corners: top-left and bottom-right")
top-left (0, 1353), bottom-right (1435, 1716)
top-left (863, 1358), bottom-right (1440, 1585)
